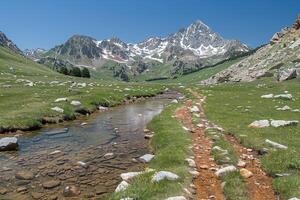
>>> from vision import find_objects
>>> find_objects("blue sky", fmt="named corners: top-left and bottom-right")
top-left (0, 0), bottom-right (299, 50)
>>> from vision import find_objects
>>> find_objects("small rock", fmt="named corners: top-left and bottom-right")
top-left (63, 185), bottom-right (81, 197)
top-left (120, 172), bottom-right (143, 181)
top-left (185, 158), bottom-right (196, 168)
top-left (49, 150), bottom-right (62, 155)
top-left (274, 94), bottom-right (293, 100)
top-left (237, 160), bottom-right (246, 168)
top-left (54, 98), bottom-right (67, 102)
top-left (276, 105), bottom-right (291, 111)
top-left (190, 106), bottom-right (200, 113)
top-left (199, 165), bottom-right (209, 169)
top-left (104, 152), bottom-right (114, 158)
top-left (240, 168), bottom-right (253, 178)
top-left (71, 100), bottom-right (81, 106)
top-left (77, 161), bottom-right (88, 168)
top-left (166, 196), bottom-right (187, 200)
top-left (249, 120), bottom-right (270, 128)
top-left (261, 94), bottom-right (274, 99)
top-left (139, 154), bottom-right (155, 163)
top-left (265, 139), bottom-right (288, 150)
top-left (42, 180), bottom-right (61, 189)
top-left (215, 166), bottom-right (237, 177)
top-left (0, 187), bottom-right (8, 195)
top-left (31, 192), bottom-right (43, 199)
top-left (15, 170), bottom-right (34, 180)
top-left (152, 171), bottom-right (179, 182)
top-left (171, 99), bottom-right (179, 104)
top-left (51, 106), bottom-right (64, 113)
top-left (80, 122), bottom-right (87, 126)
top-left (115, 181), bottom-right (129, 192)
top-left (16, 186), bottom-right (27, 193)
top-left (189, 170), bottom-right (200, 178)
top-left (144, 134), bottom-right (154, 139)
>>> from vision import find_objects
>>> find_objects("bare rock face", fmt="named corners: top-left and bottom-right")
top-left (291, 15), bottom-right (300, 31)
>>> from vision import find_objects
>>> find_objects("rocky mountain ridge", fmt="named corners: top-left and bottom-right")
top-left (201, 15), bottom-right (300, 84)
top-left (0, 31), bottom-right (22, 54)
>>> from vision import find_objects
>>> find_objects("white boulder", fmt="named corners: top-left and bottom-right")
top-left (139, 154), bottom-right (155, 163)
top-left (171, 99), bottom-right (178, 104)
top-left (115, 181), bottom-right (129, 192)
top-left (215, 166), bottom-right (237, 177)
top-left (71, 100), bottom-right (81, 106)
top-left (276, 105), bottom-right (291, 111)
top-left (261, 94), bottom-right (274, 99)
top-left (152, 171), bottom-right (179, 182)
top-left (166, 196), bottom-right (187, 200)
top-left (120, 172), bottom-right (142, 181)
top-left (190, 106), bottom-right (200, 113)
top-left (0, 137), bottom-right (18, 151)
top-left (55, 98), bottom-right (67, 102)
top-left (274, 94), bottom-right (293, 100)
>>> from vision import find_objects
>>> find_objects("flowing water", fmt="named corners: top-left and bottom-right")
top-left (0, 92), bottom-right (178, 199)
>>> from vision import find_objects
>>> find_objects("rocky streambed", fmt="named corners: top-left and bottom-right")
top-left (0, 91), bottom-right (181, 199)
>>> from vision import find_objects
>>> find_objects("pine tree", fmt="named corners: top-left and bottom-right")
top-left (70, 67), bottom-right (82, 77)
top-left (81, 67), bottom-right (91, 78)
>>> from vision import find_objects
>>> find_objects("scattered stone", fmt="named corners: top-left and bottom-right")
top-left (139, 154), bottom-right (155, 163)
top-left (275, 173), bottom-right (291, 177)
top-left (77, 161), bottom-right (88, 168)
top-left (265, 139), bottom-right (288, 150)
top-left (15, 170), bottom-right (34, 180)
top-left (171, 99), bottom-right (179, 104)
top-left (182, 126), bottom-right (190, 132)
top-left (0, 137), bottom-right (18, 151)
top-left (288, 198), bottom-right (300, 200)
top-left (42, 180), bottom-right (61, 189)
top-left (185, 158), bottom-right (196, 168)
top-left (63, 185), bottom-right (81, 197)
top-left (51, 106), bottom-right (64, 113)
top-left (98, 106), bottom-right (108, 111)
top-left (16, 186), bottom-right (27, 193)
top-left (190, 106), bottom-right (200, 113)
top-left (249, 120), bottom-right (270, 128)
top-left (270, 120), bottom-right (298, 127)
top-left (215, 166), bottom-right (237, 177)
top-left (80, 122), bottom-right (87, 126)
top-left (189, 170), bottom-right (200, 178)
top-left (212, 146), bottom-right (228, 155)
top-left (31, 192), bottom-right (43, 199)
top-left (261, 94), bottom-right (274, 99)
top-left (240, 168), bottom-right (253, 178)
top-left (277, 105), bottom-right (291, 111)
top-left (54, 97), bottom-right (67, 102)
top-left (104, 152), bottom-right (114, 158)
top-left (71, 100), bottom-right (81, 106)
top-left (49, 150), bottom-right (62, 155)
top-left (0, 187), bottom-right (8, 195)
top-left (152, 171), bottom-right (179, 182)
top-left (237, 160), bottom-right (246, 168)
top-left (144, 134), bottom-right (153, 139)
top-left (199, 165), bottom-right (209, 169)
top-left (274, 94), bottom-right (293, 100)
top-left (166, 196), bottom-right (187, 200)
top-left (120, 198), bottom-right (133, 200)
top-left (120, 172), bottom-right (142, 181)
top-left (115, 181), bottom-right (129, 192)
top-left (44, 128), bottom-right (68, 136)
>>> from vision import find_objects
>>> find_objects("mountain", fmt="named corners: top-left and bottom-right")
top-left (0, 31), bottom-right (22, 54)
top-left (23, 48), bottom-right (47, 61)
top-left (201, 15), bottom-right (300, 84)
top-left (29, 21), bottom-right (250, 80)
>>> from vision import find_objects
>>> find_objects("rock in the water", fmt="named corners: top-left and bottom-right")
top-left (55, 97), bottom-right (67, 102)
top-left (42, 180), bottom-right (61, 189)
top-left (261, 94), bottom-right (274, 99)
top-left (139, 154), bottom-right (155, 163)
top-left (71, 100), bottom-right (81, 106)
top-left (270, 120), bottom-right (298, 127)
top-left (44, 128), bottom-right (69, 136)
top-left (248, 120), bottom-right (270, 128)
top-left (277, 68), bottom-right (297, 82)
top-left (115, 181), bottom-right (129, 192)
top-left (0, 137), bottom-right (18, 151)
top-left (166, 196), bottom-right (187, 200)
top-left (152, 171), bottom-right (179, 182)
top-left (274, 94), bottom-right (293, 100)
top-left (265, 139), bottom-right (288, 150)
top-left (15, 170), bottom-right (34, 180)
top-left (77, 161), bottom-right (88, 168)
top-left (215, 166), bottom-right (237, 177)
top-left (31, 192), bottom-right (44, 199)
top-left (240, 168), bottom-right (253, 178)
top-left (63, 185), bottom-right (81, 197)
top-left (120, 172), bottom-right (142, 181)
top-left (51, 106), bottom-right (64, 113)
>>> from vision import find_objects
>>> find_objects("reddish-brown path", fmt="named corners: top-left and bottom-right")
top-left (175, 89), bottom-right (276, 200)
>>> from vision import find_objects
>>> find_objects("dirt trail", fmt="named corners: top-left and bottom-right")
top-left (176, 89), bottom-right (276, 200)
top-left (176, 97), bottom-right (225, 200)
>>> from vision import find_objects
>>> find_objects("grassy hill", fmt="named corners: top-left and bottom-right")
top-left (0, 46), bottom-right (164, 132)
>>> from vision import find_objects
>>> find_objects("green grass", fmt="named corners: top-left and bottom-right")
top-left (0, 47), bottom-right (165, 132)
top-left (110, 104), bottom-right (192, 200)
top-left (222, 172), bottom-right (248, 200)
top-left (195, 78), bottom-right (300, 199)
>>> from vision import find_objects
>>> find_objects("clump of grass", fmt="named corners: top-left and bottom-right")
top-left (222, 172), bottom-right (248, 200)
top-left (110, 104), bottom-right (192, 200)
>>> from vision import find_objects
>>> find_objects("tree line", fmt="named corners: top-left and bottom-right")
top-left (59, 66), bottom-right (91, 78)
